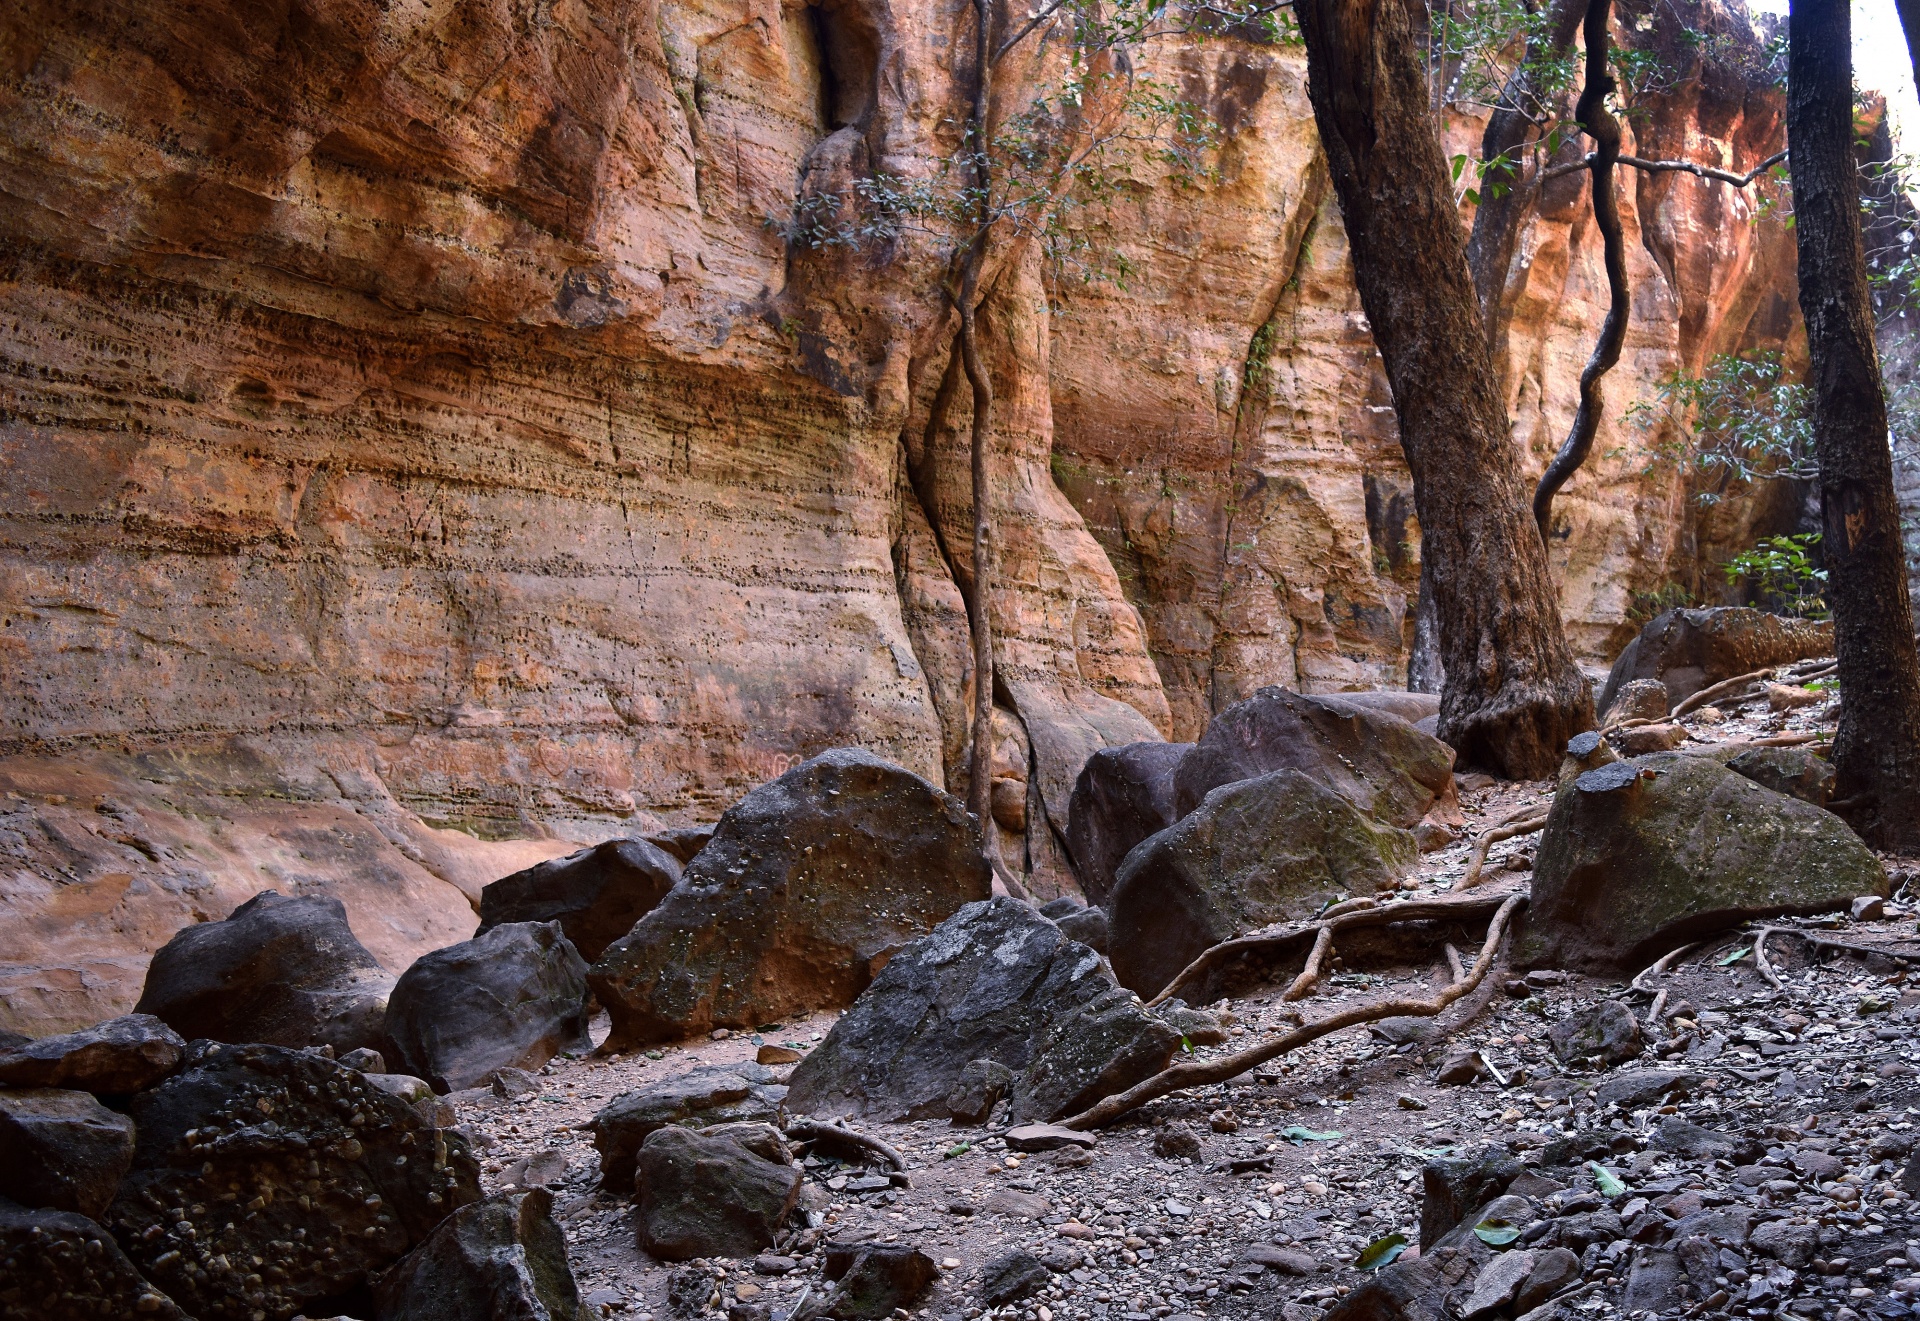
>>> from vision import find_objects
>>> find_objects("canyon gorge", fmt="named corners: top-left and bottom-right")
top-left (0, 0), bottom-right (1819, 1034)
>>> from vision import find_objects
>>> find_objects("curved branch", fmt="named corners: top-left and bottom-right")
top-left (1541, 148), bottom-right (1788, 186)
top-left (783, 1119), bottom-right (907, 1171)
top-left (1453, 812), bottom-right (1551, 891)
top-left (1062, 894), bottom-right (1524, 1130)
top-left (1533, 0), bottom-right (1628, 542)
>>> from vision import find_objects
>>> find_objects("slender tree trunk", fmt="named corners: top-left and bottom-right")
top-left (1292, 0), bottom-right (1594, 778)
top-left (1898, 0), bottom-right (1920, 103)
top-left (1532, 0), bottom-right (1628, 540)
top-left (1463, 0), bottom-right (1585, 337)
top-left (1787, 0), bottom-right (1920, 851)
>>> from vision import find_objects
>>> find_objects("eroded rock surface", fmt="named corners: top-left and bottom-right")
top-left (0, 1197), bottom-right (187, 1320)
top-left (590, 751), bottom-right (990, 1048)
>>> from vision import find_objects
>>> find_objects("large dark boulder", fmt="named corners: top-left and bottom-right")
top-left (1521, 752), bottom-right (1885, 972)
top-left (1171, 688), bottom-right (1455, 826)
top-left (821, 1242), bottom-right (939, 1319)
top-left (134, 890), bottom-right (393, 1053)
top-left (590, 1062), bottom-right (789, 1191)
top-left (787, 898), bottom-right (1179, 1124)
top-left (1064, 742), bottom-right (1190, 906)
top-left (1597, 606), bottom-right (1833, 714)
top-left (590, 750), bottom-right (991, 1048)
top-left (633, 1126), bottom-right (802, 1261)
top-left (1107, 770), bottom-right (1417, 998)
top-left (0, 1197), bottom-right (188, 1320)
top-left (106, 1042), bottom-right (481, 1320)
top-left (0, 1088), bottom-right (135, 1218)
top-left (0, 1013), bottom-right (185, 1095)
top-left (371, 1188), bottom-right (583, 1321)
top-left (478, 838), bottom-right (682, 962)
top-left (385, 921), bottom-right (591, 1094)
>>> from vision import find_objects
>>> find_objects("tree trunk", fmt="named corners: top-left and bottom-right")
top-left (1787, 0), bottom-right (1920, 851)
top-left (1898, 0), bottom-right (1920, 103)
top-left (1463, 0), bottom-right (1585, 339)
top-left (1293, 0), bottom-right (1594, 777)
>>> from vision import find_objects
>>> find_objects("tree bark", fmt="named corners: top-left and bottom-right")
top-left (1898, 0), bottom-right (1920, 105)
top-left (1787, 0), bottom-right (1920, 851)
top-left (1293, 0), bottom-right (1594, 777)
top-left (1532, 0), bottom-right (1628, 541)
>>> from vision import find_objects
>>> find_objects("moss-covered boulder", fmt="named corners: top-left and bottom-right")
top-left (1521, 752), bottom-right (1885, 972)
top-left (1107, 769), bottom-right (1418, 998)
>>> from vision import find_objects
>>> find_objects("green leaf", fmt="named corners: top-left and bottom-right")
top-left (1718, 946), bottom-right (1752, 966)
top-left (1281, 1126), bottom-right (1342, 1143)
top-left (1451, 153), bottom-right (1469, 181)
top-left (1587, 1161), bottom-right (1627, 1197)
top-left (1473, 1217), bottom-right (1522, 1247)
top-left (1356, 1233), bottom-right (1408, 1271)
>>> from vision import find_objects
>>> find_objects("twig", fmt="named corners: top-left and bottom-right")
top-left (1752, 927), bottom-right (1783, 990)
top-left (1630, 941), bottom-right (1700, 993)
top-left (1062, 895), bottom-right (1525, 1130)
top-left (1645, 988), bottom-right (1668, 1030)
top-left (1146, 893), bottom-right (1511, 1008)
top-left (1445, 943), bottom-right (1467, 984)
top-left (1283, 926), bottom-right (1336, 1002)
top-left (1453, 813), bottom-right (1551, 891)
top-left (1541, 147), bottom-right (1788, 185)
top-left (1672, 668), bottom-right (1775, 719)
top-left (783, 1119), bottom-right (907, 1171)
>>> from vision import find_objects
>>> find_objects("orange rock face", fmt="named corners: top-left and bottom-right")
top-left (0, 0), bottom-right (1797, 1030)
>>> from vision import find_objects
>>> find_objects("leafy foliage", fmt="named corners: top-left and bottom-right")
top-left (1724, 533), bottom-right (1829, 620)
top-left (1627, 351), bottom-right (1816, 505)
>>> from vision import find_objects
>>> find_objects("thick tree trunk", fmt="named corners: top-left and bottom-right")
top-left (1293, 0), bottom-right (1594, 778)
top-left (1787, 0), bottom-right (1920, 851)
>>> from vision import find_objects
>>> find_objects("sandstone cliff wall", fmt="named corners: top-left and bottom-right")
top-left (0, 0), bottom-right (1799, 1030)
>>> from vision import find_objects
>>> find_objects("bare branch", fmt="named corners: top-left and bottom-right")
top-left (783, 1119), bottom-right (907, 1171)
top-left (1061, 894), bottom-right (1525, 1130)
top-left (1453, 811), bottom-right (1549, 891)
top-left (1282, 926), bottom-right (1336, 1001)
top-left (1541, 147), bottom-right (1788, 186)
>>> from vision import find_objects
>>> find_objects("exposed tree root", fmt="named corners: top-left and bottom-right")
top-left (1062, 894), bottom-right (1524, 1130)
top-left (1147, 893), bottom-right (1511, 1009)
top-left (1753, 926), bottom-right (1784, 990)
top-left (783, 1119), bottom-right (907, 1171)
top-left (1454, 812), bottom-right (1551, 891)
top-left (1282, 925), bottom-right (1336, 1002)
top-left (1672, 668), bottom-right (1774, 719)
top-left (1751, 925), bottom-right (1920, 969)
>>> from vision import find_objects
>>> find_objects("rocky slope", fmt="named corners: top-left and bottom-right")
top-left (0, 0), bottom-right (1801, 1030)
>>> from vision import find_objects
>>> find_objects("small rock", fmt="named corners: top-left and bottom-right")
top-left (1242, 1243), bottom-right (1318, 1275)
top-left (1433, 1048), bottom-right (1487, 1085)
top-left (1606, 723), bottom-right (1686, 757)
top-left (757, 1044), bottom-right (804, 1066)
top-left (1155, 1000), bottom-right (1230, 1047)
top-left (633, 1126), bottom-right (803, 1260)
top-left (1004, 1123), bottom-right (1095, 1152)
top-left (945, 1059), bottom-right (1014, 1127)
top-left (1396, 1093), bottom-right (1428, 1111)
top-left (365, 1071), bottom-right (437, 1105)
top-left (0, 1014), bottom-right (185, 1095)
top-left (1853, 895), bottom-right (1888, 922)
top-left (371, 1188), bottom-right (582, 1320)
top-left (1514, 1246), bottom-right (1581, 1312)
top-left (591, 1063), bottom-right (789, 1190)
top-left (0, 1087), bottom-right (135, 1218)
top-left (983, 1188), bottom-right (1050, 1219)
top-left (1605, 679), bottom-right (1670, 725)
top-left (491, 1066), bottom-right (542, 1100)
top-left (339, 1046), bottom-right (388, 1073)
top-left (1155, 1123), bottom-right (1203, 1159)
top-left (821, 1242), bottom-right (939, 1319)
top-left (1727, 745), bottom-right (1836, 806)
top-left (1547, 1001), bottom-right (1643, 1066)
top-left (976, 1249), bottom-right (1050, 1306)
top-left (1420, 1151), bottom-right (1520, 1249)
top-left (1461, 1248), bottom-right (1535, 1319)
top-left (1766, 682), bottom-right (1822, 711)
top-left (754, 1254), bottom-right (797, 1274)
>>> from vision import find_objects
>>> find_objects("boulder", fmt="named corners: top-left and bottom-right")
top-left (134, 890), bottom-right (393, 1053)
top-left (633, 1126), bottom-right (802, 1260)
top-left (590, 1062), bottom-right (789, 1191)
top-left (945, 1059), bottom-right (1013, 1126)
top-left (1606, 722), bottom-right (1686, 757)
top-left (821, 1242), bottom-right (939, 1319)
top-left (786, 898), bottom-right (1178, 1124)
top-left (0, 1013), bottom-right (185, 1095)
top-left (0, 1197), bottom-right (187, 1320)
top-left (1171, 688), bottom-right (1455, 826)
top-left (1727, 744), bottom-right (1836, 806)
top-left (371, 1188), bottom-right (583, 1321)
top-left (1603, 678), bottom-right (1670, 724)
top-left (649, 824), bottom-right (716, 864)
top-left (0, 1088), bottom-right (135, 1218)
top-left (590, 750), bottom-right (990, 1048)
top-left (1324, 691), bottom-right (1441, 725)
top-left (976, 1250), bottom-right (1051, 1306)
top-left (384, 921), bottom-right (591, 1094)
top-left (1064, 742), bottom-right (1190, 905)
top-left (1597, 607), bottom-right (1833, 714)
top-left (106, 1042), bottom-right (481, 1320)
top-left (478, 837), bottom-right (682, 962)
top-left (1520, 752), bottom-right (1886, 972)
top-left (1107, 771), bottom-right (1417, 997)
top-left (1547, 1001), bottom-right (1644, 1066)
top-left (1419, 1150), bottom-right (1521, 1249)
top-left (1050, 906), bottom-right (1106, 955)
